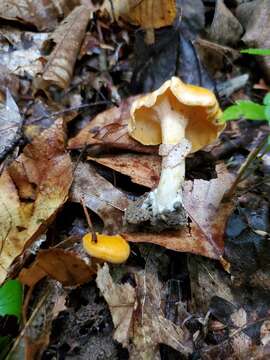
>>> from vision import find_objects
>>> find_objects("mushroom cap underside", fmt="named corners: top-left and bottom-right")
top-left (128, 77), bottom-right (225, 152)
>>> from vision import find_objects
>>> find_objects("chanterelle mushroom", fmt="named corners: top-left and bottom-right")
top-left (125, 76), bottom-right (224, 230)
top-left (83, 233), bottom-right (130, 264)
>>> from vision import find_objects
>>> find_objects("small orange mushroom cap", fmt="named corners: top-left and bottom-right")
top-left (83, 233), bottom-right (130, 264)
top-left (128, 77), bottom-right (225, 153)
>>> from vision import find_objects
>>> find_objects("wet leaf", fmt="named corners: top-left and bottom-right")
top-left (68, 97), bottom-right (157, 153)
top-left (88, 153), bottom-right (161, 188)
top-left (0, 0), bottom-right (80, 31)
top-left (70, 162), bottom-right (129, 233)
top-left (34, 5), bottom-right (92, 92)
top-left (0, 119), bottom-right (73, 284)
top-left (132, 28), bottom-right (215, 94)
top-left (0, 90), bottom-right (22, 162)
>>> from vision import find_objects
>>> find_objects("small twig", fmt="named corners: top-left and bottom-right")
top-left (80, 198), bottom-right (97, 243)
top-left (27, 101), bottom-right (110, 125)
top-left (225, 136), bottom-right (269, 199)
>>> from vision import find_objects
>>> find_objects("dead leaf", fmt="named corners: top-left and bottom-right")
top-left (70, 162), bottom-right (129, 233)
top-left (183, 163), bottom-right (235, 257)
top-left (208, 0), bottom-right (243, 46)
top-left (0, 0), bottom-right (80, 31)
top-left (34, 5), bottom-right (92, 91)
top-left (19, 261), bottom-right (47, 287)
top-left (96, 263), bottom-right (136, 346)
top-left (88, 153), bottom-right (161, 188)
top-left (96, 263), bottom-right (192, 359)
top-left (37, 248), bottom-right (95, 286)
top-left (104, 0), bottom-right (177, 29)
top-left (124, 164), bottom-right (235, 260)
top-left (0, 29), bottom-right (48, 78)
top-left (237, 0), bottom-right (270, 81)
top-left (0, 89), bottom-right (22, 161)
top-left (68, 96), bottom-right (158, 153)
top-left (0, 119), bottom-right (73, 284)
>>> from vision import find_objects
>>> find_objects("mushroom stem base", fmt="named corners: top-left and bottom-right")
top-left (124, 193), bottom-right (187, 232)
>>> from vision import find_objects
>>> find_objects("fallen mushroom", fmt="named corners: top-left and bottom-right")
top-left (125, 76), bottom-right (224, 230)
top-left (83, 233), bottom-right (130, 264)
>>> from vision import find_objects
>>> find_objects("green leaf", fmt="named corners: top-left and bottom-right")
top-left (0, 280), bottom-right (23, 319)
top-left (241, 48), bottom-right (270, 56)
top-left (221, 101), bottom-right (266, 122)
top-left (263, 93), bottom-right (270, 106)
top-left (264, 105), bottom-right (270, 122)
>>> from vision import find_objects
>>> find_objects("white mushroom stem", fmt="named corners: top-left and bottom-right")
top-left (147, 97), bottom-right (191, 215)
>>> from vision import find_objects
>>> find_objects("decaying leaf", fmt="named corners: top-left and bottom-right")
top-left (20, 248), bottom-right (95, 287)
top-left (70, 162), bottom-right (129, 233)
top-left (88, 153), bottom-right (161, 188)
top-left (0, 119), bottom-right (73, 284)
top-left (0, 0), bottom-right (80, 31)
top-left (68, 97), bottom-right (157, 153)
top-left (124, 164), bottom-right (235, 259)
top-left (96, 263), bottom-right (192, 359)
top-left (34, 5), bottom-right (92, 91)
top-left (0, 89), bottom-right (22, 161)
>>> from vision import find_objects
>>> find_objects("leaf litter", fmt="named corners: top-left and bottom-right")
top-left (0, 0), bottom-right (269, 359)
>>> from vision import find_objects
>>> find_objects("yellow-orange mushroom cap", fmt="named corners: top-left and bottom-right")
top-left (128, 76), bottom-right (225, 153)
top-left (83, 233), bottom-right (130, 264)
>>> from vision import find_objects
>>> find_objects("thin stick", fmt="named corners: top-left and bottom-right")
top-left (80, 198), bottom-right (97, 243)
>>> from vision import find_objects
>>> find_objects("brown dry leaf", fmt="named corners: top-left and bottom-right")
top-left (104, 0), bottom-right (176, 29)
top-left (96, 263), bottom-right (192, 359)
top-left (88, 153), bottom-right (161, 188)
top-left (96, 263), bottom-right (136, 347)
top-left (236, 0), bottom-right (270, 81)
top-left (34, 5), bottom-right (92, 91)
top-left (20, 248), bottom-right (95, 287)
top-left (19, 261), bottom-right (47, 287)
top-left (70, 162), bottom-right (129, 232)
top-left (0, 119), bottom-right (73, 284)
top-left (68, 96), bottom-right (157, 153)
top-left (124, 164), bottom-right (235, 259)
top-left (0, 0), bottom-right (79, 31)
